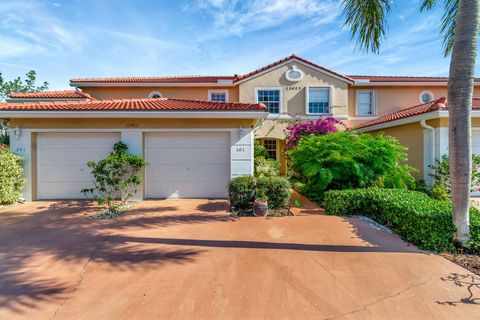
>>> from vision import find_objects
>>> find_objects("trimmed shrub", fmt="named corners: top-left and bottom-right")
top-left (254, 156), bottom-right (280, 178)
top-left (257, 176), bottom-right (291, 209)
top-left (289, 131), bottom-right (415, 200)
top-left (0, 146), bottom-right (25, 204)
top-left (323, 188), bottom-right (480, 253)
top-left (228, 176), bottom-right (255, 210)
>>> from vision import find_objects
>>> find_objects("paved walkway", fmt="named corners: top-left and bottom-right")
top-left (0, 198), bottom-right (479, 319)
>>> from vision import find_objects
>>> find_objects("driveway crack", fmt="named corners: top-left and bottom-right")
top-left (49, 231), bottom-right (110, 320)
top-left (325, 274), bottom-right (434, 320)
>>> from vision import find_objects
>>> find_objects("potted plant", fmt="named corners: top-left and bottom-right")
top-left (253, 191), bottom-right (268, 216)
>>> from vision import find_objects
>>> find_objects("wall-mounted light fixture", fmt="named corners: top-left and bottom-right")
top-left (14, 126), bottom-right (22, 138)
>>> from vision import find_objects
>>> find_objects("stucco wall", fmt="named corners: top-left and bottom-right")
top-left (82, 86), bottom-right (239, 102)
top-left (368, 122), bottom-right (425, 180)
top-left (238, 62), bottom-right (349, 118)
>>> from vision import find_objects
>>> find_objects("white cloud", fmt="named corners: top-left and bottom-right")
top-left (195, 0), bottom-right (340, 39)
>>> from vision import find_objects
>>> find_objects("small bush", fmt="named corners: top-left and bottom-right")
top-left (288, 131), bottom-right (415, 200)
top-left (254, 156), bottom-right (280, 178)
top-left (228, 176), bottom-right (255, 210)
top-left (323, 188), bottom-right (480, 253)
top-left (0, 146), bottom-right (25, 204)
top-left (429, 154), bottom-right (480, 199)
top-left (82, 142), bottom-right (147, 215)
top-left (0, 130), bottom-right (9, 146)
top-left (257, 176), bottom-right (291, 209)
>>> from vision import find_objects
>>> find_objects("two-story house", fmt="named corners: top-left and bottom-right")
top-left (3, 54), bottom-right (480, 200)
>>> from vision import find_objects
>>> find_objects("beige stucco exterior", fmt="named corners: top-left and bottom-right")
top-left (82, 86), bottom-right (239, 102)
top-left (238, 61), bottom-right (349, 117)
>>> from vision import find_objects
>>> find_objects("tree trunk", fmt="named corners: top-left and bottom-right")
top-left (448, 0), bottom-right (480, 246)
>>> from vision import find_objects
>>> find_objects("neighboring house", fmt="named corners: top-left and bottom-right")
top-left (2, 54), bottom-right (480, 200)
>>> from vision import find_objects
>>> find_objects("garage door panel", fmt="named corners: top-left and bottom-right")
top-left (37, 133), bottom-right (120, 199)
top-left (146, 132), bottom-right (230, 198)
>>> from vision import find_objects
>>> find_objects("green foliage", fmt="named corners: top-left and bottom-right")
top-left (228, 176), bottom-right (255, 211)
top-left (323, 188), bottom-right (480, 253)
top-left (0, 70), bottom-right (49, 100)
top-left (254, 140), bottom-right (269, 159)
top-left (254, 156), bottom-right (280, 178)
top-left (81, 142), bottom-right (147, 212)
top-left (256, 176), bottom-right (291, 209)
top-left (288, 131), bottom-right (415, 200)
top-left (0, 130), bottom-right (9, 146)
top-left (429, 154), bottom-right (480, 200)
top-left (0, 146), bottom-right (25, 204)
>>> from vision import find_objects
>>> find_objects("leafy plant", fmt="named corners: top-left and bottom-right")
top-left (429, 154), bottom-right (480, 199)
top-left (254, 140), bottom-right (269, 159)
top-left (228, 176), bottom-right (255, 211)
top-left (256, 176), bottom-right (291, 209)
top-left (0, 145), bottom-right (25, 204)
top-left (254, 156), bottom-right (280, 178)
top-left (288, 131), bottom-right (415, 200)
top-left (0, 130), bottom-right (9, 146)
top-left (323, 188), bottom-right (480, 253)
top-left (285, 117), bottom-right (345, 149)
top-left (81, 142), bottom-right (147, 215)
top-left (0, 70), bottom-right (49, 100)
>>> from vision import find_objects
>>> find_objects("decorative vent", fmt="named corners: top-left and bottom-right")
top-left (285, 65), bottom-right (304, 82)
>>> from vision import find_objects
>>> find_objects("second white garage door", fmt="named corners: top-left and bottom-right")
top-left (145, 132), bottom-right (230, 198)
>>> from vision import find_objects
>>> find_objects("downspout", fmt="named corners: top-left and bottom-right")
top-left (420, 120), bottom-right (435, 185)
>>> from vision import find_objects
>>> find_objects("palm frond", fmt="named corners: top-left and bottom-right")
top-left (341, 0), bottom-right (392, 53)
top-left (421, 0), bottom-right (458, 56)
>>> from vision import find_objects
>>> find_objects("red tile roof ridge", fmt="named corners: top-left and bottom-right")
top-left (8, 89), bottom-right (92, 99)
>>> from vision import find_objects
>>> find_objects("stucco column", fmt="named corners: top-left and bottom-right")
top-left (121, 129), bottom-right (144, 201)
top-left (9, 129), bottom-right (32, 201)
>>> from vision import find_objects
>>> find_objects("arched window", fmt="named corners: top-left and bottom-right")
top-left (148, 91), bottom-right (163, 98)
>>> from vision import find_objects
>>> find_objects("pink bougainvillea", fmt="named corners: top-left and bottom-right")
top-left (285, 117), bottom-right (346, 149)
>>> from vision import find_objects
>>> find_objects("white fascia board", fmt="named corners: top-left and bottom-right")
top-left (265, 114), bottom-right (348, 121)
top-left (235, 58), bottom-right (354, 85)
top-left (356, 111), bottom-right (443, 132)
top-left (0, 111), bottom-right (268, 119)
top-left (353, 81), bottom-right (480, 86)
top-left (70, 82), bottom-right (234, 87)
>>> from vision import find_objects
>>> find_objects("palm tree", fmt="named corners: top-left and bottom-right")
top-left (342, 0), bottom-right (480, 246)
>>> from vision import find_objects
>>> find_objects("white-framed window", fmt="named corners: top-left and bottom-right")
top-left (262, 139), bottom-right (277, 160)
top-left (306, 87), bottom-right (330, 114)
top-left (419, 91), bottom-right (434, 103)
top-left (356, 89), bottom-right (376, 115)
top-left (148, 91), bottom-right (163, 98)
top-left (256, 88), bottom-right (282, 114)
top-left (208, 89), bottom-right (229, 102)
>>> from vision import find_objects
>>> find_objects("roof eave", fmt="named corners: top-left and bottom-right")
top-left (0, 110), bottom-right (267, 119)
top-left (353, 81), bottom-right (480, 86)
top-left (70, 82), bottom-right (235, 88)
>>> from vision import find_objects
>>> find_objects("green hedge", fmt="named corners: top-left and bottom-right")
top-left (323, 188), bottom-right (480, 253)
top-left (0, 146), bottom-right (25, 204)
top-left (228, 176), bottom-right (256, 210)
top-left (257, 176), bottom-right (291, 209)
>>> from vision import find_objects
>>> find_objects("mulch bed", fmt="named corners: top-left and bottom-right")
top-left (441, 253), bottom-right (480, 276)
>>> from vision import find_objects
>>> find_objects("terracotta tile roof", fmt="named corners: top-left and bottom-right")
top-left (70, 76), bottom-right (235, 84)
top-left (349, 75), bottom-right (480, 83)
top-left (355, 97), bottom-right (480, 130)
top-left (0, 97), bottom-right (267, 112)
top-left (8, 90), bottom-right (92, 99)
top-left (234, 54), bottom-right (354, 83)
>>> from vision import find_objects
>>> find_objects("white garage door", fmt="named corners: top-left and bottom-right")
top-left (37, 133), bottom-right (120, 199)
top-left (145, 132), bottom-right (230, 199)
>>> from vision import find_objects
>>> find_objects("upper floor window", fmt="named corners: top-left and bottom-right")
top-left (256, 88), bottom-right (281, 114)
top-left (148, 91), bottom-right (163, 98)
top-left (419, 91), bottom-right (434, 103)
top-left (307, 87), bottom-right (330, 114)
top-left (208, 90), bottom-right (229, 102)
top-left (356, 90), bottom-right (376, 115)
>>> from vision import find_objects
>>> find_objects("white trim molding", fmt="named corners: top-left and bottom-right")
top-left (255, 87), bottom-right (283, 115)
top-left (305, 86), bottom-right (332, 116)
top-left (70, 81), bottom-right (234, 87)
top-left (208, 89), bottom-right (229, 102)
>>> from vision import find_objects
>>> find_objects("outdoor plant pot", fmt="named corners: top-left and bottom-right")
top-left (253, 199), bottom-right (268, 216)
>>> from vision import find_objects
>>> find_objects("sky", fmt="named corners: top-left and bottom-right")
top-left (0, 0), bottom-right (475, 90)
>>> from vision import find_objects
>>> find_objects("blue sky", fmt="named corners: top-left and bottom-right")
top-left (0, 0), bottom-right (474, 90)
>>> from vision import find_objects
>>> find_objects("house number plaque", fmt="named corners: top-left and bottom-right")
top-left (126, 122), bottom-right (139, 128)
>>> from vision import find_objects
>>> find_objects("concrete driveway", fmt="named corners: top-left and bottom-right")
top-left (0, 197), bottom-right (479, 320)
